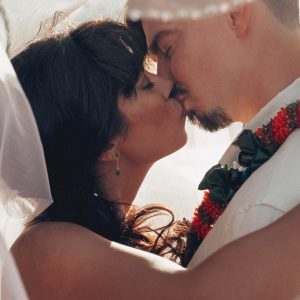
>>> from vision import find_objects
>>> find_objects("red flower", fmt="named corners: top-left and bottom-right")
top-left (272, 107), bottom-right (289, 145)
top-left (255, 128), bottom-right (263, 138)
top-left (192, 217), bottom-right (211, 240)
top-left (202, 192), bottom-right (223, 220)
top-left (191, 191), bottom-right (224, 240)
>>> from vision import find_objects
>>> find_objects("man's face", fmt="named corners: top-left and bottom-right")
top-left (142, 16), bottom-right (243, 131)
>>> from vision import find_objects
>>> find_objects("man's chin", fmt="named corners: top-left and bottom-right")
top-left (187, 107), bottom-right (232, 132)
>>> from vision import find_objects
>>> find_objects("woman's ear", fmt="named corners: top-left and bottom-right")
top-left (228, 3), bottom-right (251, 38)
top-left (98, 140), bottom-right (121, 163)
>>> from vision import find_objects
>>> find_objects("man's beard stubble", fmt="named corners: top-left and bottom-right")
top-left (187, 106), bottom-right (232, 132)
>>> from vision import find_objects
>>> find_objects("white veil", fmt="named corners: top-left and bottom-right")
top-left (127, 0), bottom-right (254, 21)
top-left (3, 0), bottom-right (127, 58)
top-left (0, 233), bottom-right (28, 300)
top-left (0, 43), bottom-right (52, 248)
top-left (0, 10), bottom-right (52, 299)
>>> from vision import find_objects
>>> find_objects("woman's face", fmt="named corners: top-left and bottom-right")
top-left (118, 72), bottom-right (187, 164)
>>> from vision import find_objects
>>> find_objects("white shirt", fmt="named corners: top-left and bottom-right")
top-left (189, 78), bottom-right (300, 268)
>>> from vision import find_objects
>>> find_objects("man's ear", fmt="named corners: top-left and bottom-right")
top-left (228, 4), bottom-right (251, 38)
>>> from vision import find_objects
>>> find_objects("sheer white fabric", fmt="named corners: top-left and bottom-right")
top-left (0, 43), bottom-right (52, 248)
top-left (0, 35), bottom-right (45, 300)
top-left (2, 0), bottom-right (127, 57)
top-left (0, 233), bottom-right (28, 300)
top-left (127, 0), bottom-right (254, 21)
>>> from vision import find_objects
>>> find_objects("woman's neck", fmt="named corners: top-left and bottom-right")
top-left (95, 159), bottom-right (152, 214)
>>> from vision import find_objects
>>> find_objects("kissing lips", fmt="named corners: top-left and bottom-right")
top-left (169, 84), bottom-right (188, 116)
top-left (168, 97), bottom-right (187, 117)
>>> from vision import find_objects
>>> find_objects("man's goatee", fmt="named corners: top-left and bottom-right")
top-left (187, 107), bottom-right (232, 132)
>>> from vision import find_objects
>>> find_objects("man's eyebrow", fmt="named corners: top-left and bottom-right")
top-left (149, 30), bottom-right (175, 55)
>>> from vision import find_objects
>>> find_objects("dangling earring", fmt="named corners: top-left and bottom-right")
top-left (114, 152), bottom-right (120, 176)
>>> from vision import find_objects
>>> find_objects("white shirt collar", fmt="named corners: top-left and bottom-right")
top-left (219, 77), bottom-right (300, 166)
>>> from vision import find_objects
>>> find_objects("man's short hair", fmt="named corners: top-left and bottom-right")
top-left (262, 0), bottom-right (299, 28)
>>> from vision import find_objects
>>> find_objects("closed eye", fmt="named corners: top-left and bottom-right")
top-left (142, 79), bottom-right (155, 90)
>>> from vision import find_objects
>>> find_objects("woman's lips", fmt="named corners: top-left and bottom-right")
top-left (168, 97), bottom-right (187, 117)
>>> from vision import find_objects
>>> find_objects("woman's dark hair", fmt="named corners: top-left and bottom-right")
top-left (12, 20), bottom-right (189, 264)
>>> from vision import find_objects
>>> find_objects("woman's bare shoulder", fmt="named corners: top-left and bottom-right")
top-left (12, 222), bottom-right (109, 270)
top-left (13, 221), bottom-right (109, 255)
top-left (11, 222), bottom-right (110, 299)
top-left (12, 222), bottom-right (185, 300)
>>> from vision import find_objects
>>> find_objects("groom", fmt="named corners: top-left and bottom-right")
top-left (130, 0), bottom-right (300, 266)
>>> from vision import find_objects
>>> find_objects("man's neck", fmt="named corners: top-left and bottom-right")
top-left (238, 29), bottom-right (300, 123)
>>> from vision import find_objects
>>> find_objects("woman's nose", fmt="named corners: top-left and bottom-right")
top-left (145, 71), bottom-right (174, 100)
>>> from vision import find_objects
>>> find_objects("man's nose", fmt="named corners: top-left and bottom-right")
top-left (157, 58), bottom-right (173, 80)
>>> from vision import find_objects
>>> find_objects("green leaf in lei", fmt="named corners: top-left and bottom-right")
top-left (250, 137), bottom-right (278, 171)
top-left (233, 129), bottom-right (279, 172)
top-left (198, 164), bottom-right (236, 206)
top-left (198, 164), bottom-right (228, 190)
top-left (233, 129), bottom-right (256, 154)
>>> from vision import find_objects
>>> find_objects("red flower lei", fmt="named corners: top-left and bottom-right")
top-left (182, 101), bottom-right (300, 266)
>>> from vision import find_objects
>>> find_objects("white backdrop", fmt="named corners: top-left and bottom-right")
top-left (135, 122), bottom-right (242, 220)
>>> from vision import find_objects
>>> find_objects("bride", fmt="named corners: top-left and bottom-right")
top-left (9, 19), bottom-right (300, 300)
top-left (12, 19), bottom-right (188, 261)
